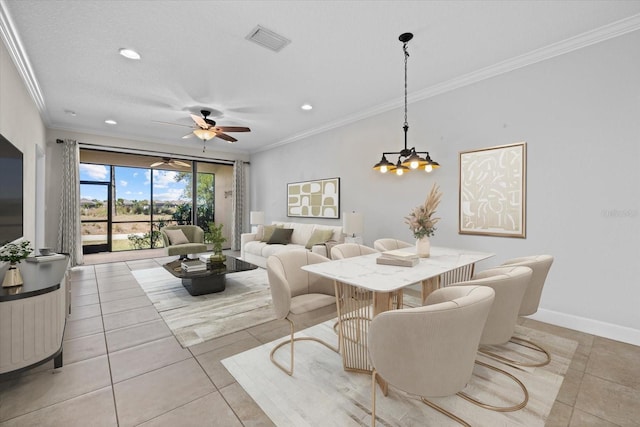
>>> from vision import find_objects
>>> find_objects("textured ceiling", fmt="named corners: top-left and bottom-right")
top-left (2, 0), bottom-right (640, 155)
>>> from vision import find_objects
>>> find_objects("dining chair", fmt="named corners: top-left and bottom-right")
top-left (331, 243), bottom-right (378, 259)
top-left (373, 238), bottom-right (412, 252)
top-left (447, 266), bottom-right (533, 412)
top-left (368, 285), bottom-right (495, 427)
top-left (266, 250), bottom-right (339, 376)
top-left (493, 254), bottom-right (555, 367)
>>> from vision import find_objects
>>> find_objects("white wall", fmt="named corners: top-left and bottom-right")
top-left (0, 39), bottom-right (46, 246)
top-left (250, 31), bottom-right (640, 344)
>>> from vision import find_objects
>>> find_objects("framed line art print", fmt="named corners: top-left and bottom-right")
top-left (287, 177), bottom-right (340, 218)
top-left (459, 142), bottom-right (526, 238)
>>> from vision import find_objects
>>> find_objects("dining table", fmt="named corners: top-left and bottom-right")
top-left (301, 245), bottom-right (494, 394)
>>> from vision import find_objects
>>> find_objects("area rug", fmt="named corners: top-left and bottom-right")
top-left (132, 267), bottom-right (276, 347)
top-left (222, 321), bottom-right (577, 426)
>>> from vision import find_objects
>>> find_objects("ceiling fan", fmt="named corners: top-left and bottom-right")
top-left (185, 109), bottom-right (251, 143)
top-left (150, 157), bottom-right (191, 168)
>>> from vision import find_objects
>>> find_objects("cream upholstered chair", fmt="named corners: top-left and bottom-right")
top-left (331, 242), bottom-right (378, 259)
top-left (496, 254), bottom-right (555, 366)
top-left (368, 285), bottom-right (495, 427)
top-left (448, 266), bottom-right (533, 412)
top-left (373, 238), bottom-right (412, 252)
top-left (160, 225), bottom-right (207, 259)
top-left (266, 250), bottom-right (338, 376)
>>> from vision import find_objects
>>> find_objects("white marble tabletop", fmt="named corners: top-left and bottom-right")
top-left (302, 246), bottom-right (494, 292)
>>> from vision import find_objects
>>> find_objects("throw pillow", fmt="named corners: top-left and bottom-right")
top-left (267, 228), bottom-right (294, 245)
top-left (305, 229), bottom-right (334, 249)
top-left (254, 225), bottom-right (264, 241)
top-left (164, 229), bottom-right (189, 245)
top-left (261, 224), bottom-right (283, 242)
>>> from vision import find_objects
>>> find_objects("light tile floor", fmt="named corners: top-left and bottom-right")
top-left (1, 253), bottom-right (639, 426)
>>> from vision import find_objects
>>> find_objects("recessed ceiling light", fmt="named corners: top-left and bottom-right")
top-left (301, 104), bottom-right (313, 111)
top-left (105, 119), bottom-right (117, 125)
top-left (119, 48), bottom-right (141, 60)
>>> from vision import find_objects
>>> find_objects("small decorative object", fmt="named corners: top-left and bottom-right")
top-left (1, 240), bottom-right (33, 287)
top-left (206, 222), bottom-right (227, 265)
top-left (405, 183), bottom-right (442, 258)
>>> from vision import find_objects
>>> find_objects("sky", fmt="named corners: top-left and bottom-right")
top-left (79, 164), bottom-right (189, 202)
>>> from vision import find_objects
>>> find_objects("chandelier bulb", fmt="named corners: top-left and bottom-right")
top-left (380, 165), bottom-right (388, 173)
top-left (425, 164), bottom-right (433, 173)
top-left (396, 168), bottom-right (404, 176)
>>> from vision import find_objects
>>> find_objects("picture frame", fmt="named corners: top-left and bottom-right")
top-left (459, 142), bottom-right (526, 238)
top-left (287, 177), bottom-right (340, 218)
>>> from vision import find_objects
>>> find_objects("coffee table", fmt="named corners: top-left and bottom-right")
top-left (163, 255), bottom-right (258, 296)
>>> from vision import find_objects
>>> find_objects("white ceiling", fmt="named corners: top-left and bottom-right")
top-left (2, 0), bottom-right (640, 155)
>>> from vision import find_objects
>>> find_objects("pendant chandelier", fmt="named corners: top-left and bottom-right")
top-left (373, 32), bottom-right (440, 176)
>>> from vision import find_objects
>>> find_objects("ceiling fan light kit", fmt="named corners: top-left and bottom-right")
top-left (373, 32), bottom-right (440, 176)
top-left (188, 110), bottom-right (251, 151)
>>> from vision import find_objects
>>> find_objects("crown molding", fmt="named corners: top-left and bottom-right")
top-left (0, 0), bottom-right (48, 122)
top-left (256, 13), bottom-right (640, 154)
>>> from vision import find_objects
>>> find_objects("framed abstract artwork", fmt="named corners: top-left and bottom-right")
top-left (287, 177), bottom-right (340, 218)
top-left (459, 142), bottom-right (527, 238)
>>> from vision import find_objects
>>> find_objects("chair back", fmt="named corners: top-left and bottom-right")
top-left (331, 243), bottom-right (377, 259)
top-left (373, 238), bottom-right (412, 252)
top-left (450, 266), bottom-right (532, 346)
top-left (369, 285), bottom-right (495, 397)
top-left (501, 255), bottom-right (554, 316)
top-left (266, 250), bottom-right (332, 319)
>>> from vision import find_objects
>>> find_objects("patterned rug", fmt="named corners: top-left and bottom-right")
top-left (222, 321), bottom-right (577, 426)
top-left (132, 267), bottom-right (275, 347)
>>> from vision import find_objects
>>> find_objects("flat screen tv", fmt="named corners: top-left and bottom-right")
top-left (0, 133), bottom-right (23, 245)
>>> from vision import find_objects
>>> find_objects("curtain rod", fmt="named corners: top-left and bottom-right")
top-left (56, 139), bottom-right (250, 165)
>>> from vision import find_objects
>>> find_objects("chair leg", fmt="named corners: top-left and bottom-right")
top-left (479, 336), bottom-right (551, 368)
top-left (269, 318), bottom-right (339, 376)
top-left (457, 360), bottom-right (529, 412)
top-left (371, 370), bottom-right (377, 427)
top-left (372, 369), bottom-right (470, 427)
top-left (420, 398), bottom-right (472, 427)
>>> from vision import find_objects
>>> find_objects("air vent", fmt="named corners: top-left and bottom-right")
top-left (246, 25), bottom-right (291, 52)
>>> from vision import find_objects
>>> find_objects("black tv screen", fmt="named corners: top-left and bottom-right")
top-left (0, 133), bottom-right (23, 245)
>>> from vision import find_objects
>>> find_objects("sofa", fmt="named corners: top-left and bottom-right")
top-left (240, 222), bottom-right (343, 268)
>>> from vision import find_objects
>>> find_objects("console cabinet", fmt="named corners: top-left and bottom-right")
top-left (0, 256), bottom-right (69, 377)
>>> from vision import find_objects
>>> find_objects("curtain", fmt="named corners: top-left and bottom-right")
top-left (57, 139), bottom-right (82, 266)
top-left (231, 160), bottom-right (246, 251)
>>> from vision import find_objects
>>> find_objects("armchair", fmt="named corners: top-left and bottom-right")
top-left (160, 225), bottom-right (207, 259)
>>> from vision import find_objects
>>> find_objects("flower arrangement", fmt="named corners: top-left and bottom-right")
top-left (405, 183), bottom-right (442, 239)
top-left (0, 240), bottom-right (33, 264)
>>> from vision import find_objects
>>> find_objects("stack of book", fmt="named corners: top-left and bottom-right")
top-left (376, 249), bottom-right (420, 267)
top-left (181, 259), bottom-right (207, 272)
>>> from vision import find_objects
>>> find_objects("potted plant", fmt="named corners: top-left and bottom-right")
top-left (1, 240), bottom-right (33, 287)
top-left (405, 183), bottom-right (442, 258)
top-left (205, 223), bottom-right (227, 264)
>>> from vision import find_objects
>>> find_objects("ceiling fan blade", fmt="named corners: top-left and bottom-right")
top-left (151, 120), bottom-right (193, 129)
top-left (215, 132), bottom-right (237, 143)
top-left (182, 132), bottom-right (194, 139)
top-left (174, 160), bottom-right (191, 168)
top-left (215, 126), bottom-right (251, 133)
top-left (190, 114), bottom-right (208, 129)
top-left (150, 161), bottom-right (164, 167)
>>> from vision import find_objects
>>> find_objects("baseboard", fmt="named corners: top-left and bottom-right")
top-left (529, 309), bottom-right (640, 346)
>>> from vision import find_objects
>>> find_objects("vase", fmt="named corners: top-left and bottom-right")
top-left (416, 236), bottom-right (431, 258)
top-left (2, 263), bottom-right (24, 287)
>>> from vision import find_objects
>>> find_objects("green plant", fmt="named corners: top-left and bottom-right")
top-left (0, 240), bottom-right (33, 264)
top-left (205, 222), bottom-right (226, 254)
